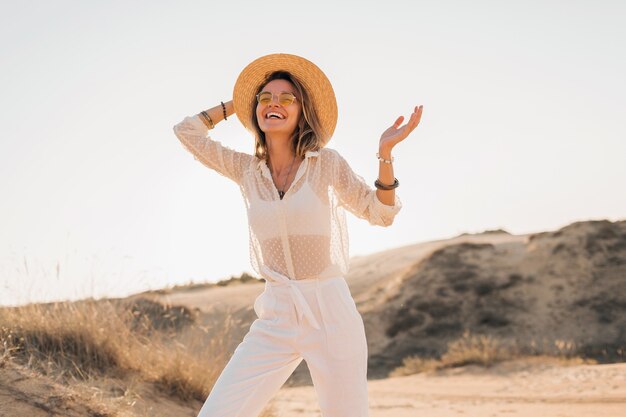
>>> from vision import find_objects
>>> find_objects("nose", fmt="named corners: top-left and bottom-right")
top-left (268, 95), bottom-right (282, 107)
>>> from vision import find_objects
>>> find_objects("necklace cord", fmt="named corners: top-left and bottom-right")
top-left (269, 153), bottom-right (297, 199)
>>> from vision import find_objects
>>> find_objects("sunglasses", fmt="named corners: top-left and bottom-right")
top-left (256, 91), bottom-right (298, 106)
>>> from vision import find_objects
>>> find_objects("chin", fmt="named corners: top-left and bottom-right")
top-left (261, 126), bottom-right (297, 136)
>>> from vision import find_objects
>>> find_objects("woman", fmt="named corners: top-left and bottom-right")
top-left (173, 53), bottom-right (423, 417)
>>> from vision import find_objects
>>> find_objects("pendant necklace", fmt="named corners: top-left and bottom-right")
top-left (270, 154), bottom-right (297, 200)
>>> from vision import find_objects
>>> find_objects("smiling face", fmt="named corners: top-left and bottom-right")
top-left (255, 79), bottom-right (302, 138)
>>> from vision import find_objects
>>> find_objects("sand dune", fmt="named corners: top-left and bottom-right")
top-left (156, 219), bottom-right (626, 382)
top-left (363, 220), bottom-right (626, 374)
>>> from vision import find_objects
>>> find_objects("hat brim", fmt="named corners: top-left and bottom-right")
top-left (232, 53), bottom-right (338, 146)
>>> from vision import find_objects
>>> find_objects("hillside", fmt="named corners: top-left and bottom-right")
top-left (1, 219), bottom-right (625, 416)
top-left (155, 219), bottom-right (626, 382)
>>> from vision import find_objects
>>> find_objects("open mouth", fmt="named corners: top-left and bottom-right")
top-left (265, 112), bottom-right (285, 120)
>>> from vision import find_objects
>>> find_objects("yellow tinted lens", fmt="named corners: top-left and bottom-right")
top-left (279, 93), bottom-right (295, 106)
top-left (257, 92), bottom-right (272, 104)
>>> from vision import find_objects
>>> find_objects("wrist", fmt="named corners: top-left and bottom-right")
top-left (376, 152), bottom-right (394, 164)
top-left (198, 111), bottom-right (215, 129)
top-left (378, 146), bottom-right (391, 159)
top-left (378, 146), bottom-right (392, 159)
top-left (224, 100), bottom-right (235, 117)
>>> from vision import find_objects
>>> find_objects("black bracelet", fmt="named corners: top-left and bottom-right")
top-left (220, 101), bottom-right (227, 121)
top-left (374, 178), bottom-right (399, 190)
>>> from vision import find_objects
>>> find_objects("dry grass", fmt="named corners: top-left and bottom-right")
top-left (440, 331), bottom-right (511, 367)
top-left (390, 331), bottom-right (598, 377)
top-left (1, 301), bottom-right (130, 378)
top-left (0, 298), bottom-right (233, 406)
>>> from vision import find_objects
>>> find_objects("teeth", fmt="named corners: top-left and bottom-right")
top-left (266, 112), bottom-right (284, 119)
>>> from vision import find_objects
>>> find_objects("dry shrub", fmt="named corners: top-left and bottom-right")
top-left (146, 317), bottom-right (235, 402)
top-left (0, 301), bottom-right (133, 378)
top-left (124, 297), bottom-right (197, 333)
top-left (0, 299), bottom-right (234, 403)
top-left (391, 331), bottom-right (595, 377)
top-left (389, 356), bottom-right (439, 377)
top-left (526, 338), bottom-right (578, 357)
top-left (440, 331), bottom-right (510, 367)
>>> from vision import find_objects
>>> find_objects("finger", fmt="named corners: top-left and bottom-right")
top-left (407, 107), bottom-right (420, 129)
top-left (410, 105), bottom-right (423, 126)
top-left (393, 115), bottom-right (404, 128)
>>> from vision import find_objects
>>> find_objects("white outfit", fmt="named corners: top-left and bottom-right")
top-left (173, 115), bottom-right (402, 417)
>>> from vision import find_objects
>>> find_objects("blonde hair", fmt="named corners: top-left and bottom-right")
top-left (251, 71), bottom-right (326, 160)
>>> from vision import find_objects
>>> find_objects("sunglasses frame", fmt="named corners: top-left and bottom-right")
top-left (256, 91), bottom-right (298, 106)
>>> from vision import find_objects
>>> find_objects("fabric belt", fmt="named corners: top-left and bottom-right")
top-left (260, 266), bottom-right (325, 330)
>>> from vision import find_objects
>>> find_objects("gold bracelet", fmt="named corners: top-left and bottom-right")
top-left (199, 111), bottom-right (215, 129)
top-left (376, 152), bottom-right (394, 164)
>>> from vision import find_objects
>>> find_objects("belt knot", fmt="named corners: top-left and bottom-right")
top-left (260, 266), bottom-right (321, 330)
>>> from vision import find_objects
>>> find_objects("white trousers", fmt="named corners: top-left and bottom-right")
top-left (197, 267), bottom-right (369, 417)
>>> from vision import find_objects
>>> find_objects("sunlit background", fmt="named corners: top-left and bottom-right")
top-left (1, 0), bottom-right (625, 306)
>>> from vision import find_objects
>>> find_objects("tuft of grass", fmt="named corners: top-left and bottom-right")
top-left (440, 331), bottom-right (510, 367)
top-left (0, 301), bottom-right (132, 379)
top-left (0, 299), bottom-right (234, 405)
top-left (124, 297), bottom-right (197, 333)
top-left (390, 331), bottom-right (598, 377)
top-left (389, 356), bottom-right (440, 377)
top-left (149, 327), bottom-right (233, 402)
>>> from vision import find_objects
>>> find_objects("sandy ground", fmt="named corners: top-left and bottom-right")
top-left (2, 360), bottom-right (624, 417)
top-left (271, 361), bottom-right (626, 417)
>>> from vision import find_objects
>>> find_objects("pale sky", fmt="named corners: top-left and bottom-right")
top-left (1, 0), bottom-right (625, 306)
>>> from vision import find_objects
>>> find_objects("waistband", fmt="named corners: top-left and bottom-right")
top-left (260, 266), bottom-right (343, 288)
top-left (259, 266), bottom-right (344, 329)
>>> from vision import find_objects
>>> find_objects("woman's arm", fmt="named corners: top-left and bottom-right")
top-left (375, 148), bottom-right (396, 206)
top-left (330, 104), bottom-right (423, 226)
top-left (196, 100), bottom-right (235, 129)
top-left (172, 100), bottom-right (252, 185)
top-left (376, 105), bottom-right (424, 205)
top-left (331, 149), bottom-right (402, 227)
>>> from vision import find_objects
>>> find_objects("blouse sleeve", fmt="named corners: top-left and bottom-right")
top-left (330, 149), bottom-right (402, 227)
top-left (172, 115), bottom-right (253, 185)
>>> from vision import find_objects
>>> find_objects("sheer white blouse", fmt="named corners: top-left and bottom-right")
top-left (173, 115), bottom-right (402, 281)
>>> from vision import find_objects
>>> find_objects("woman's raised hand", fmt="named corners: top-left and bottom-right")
top-left (379, 105), bottom-right (423, 153)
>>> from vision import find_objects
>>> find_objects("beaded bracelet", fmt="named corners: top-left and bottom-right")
top-left (374, 178), bottom-right (400, 190)
top-left (376, 152), bottom-right (394, 164)
top-left (220, 101), bottom-right (227, 121)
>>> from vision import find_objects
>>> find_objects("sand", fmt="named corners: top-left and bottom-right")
top-left (271, 360), bottom-right (626, 417)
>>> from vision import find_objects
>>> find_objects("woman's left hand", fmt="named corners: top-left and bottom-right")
top-left (379, 105), bottom-right (423, 153)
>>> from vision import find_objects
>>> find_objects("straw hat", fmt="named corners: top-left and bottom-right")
top-left (232, 53), bottom-right (338, 145)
